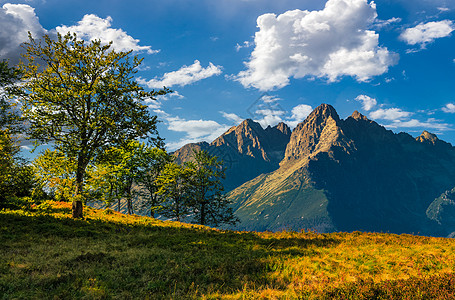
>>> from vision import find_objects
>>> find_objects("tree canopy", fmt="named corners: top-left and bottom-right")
top-left (17, 33), bottom-right (170, 217)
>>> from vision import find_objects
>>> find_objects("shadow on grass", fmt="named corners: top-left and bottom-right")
top-left (0, 210), bottom-right (339, 299)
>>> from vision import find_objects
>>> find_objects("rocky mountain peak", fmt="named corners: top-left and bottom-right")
top-left (274, 122), bottom-right (291, 136)
top-left (283, 104), bottom-right (343, 162)
top-left (417, 131), bottom-right (438, 144)
top-left (307, 103), bottom-right (340, 124)
top-left (350, 110), bottom-right (368, 121)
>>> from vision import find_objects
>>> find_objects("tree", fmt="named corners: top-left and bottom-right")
top-left (188, 150), bottom-right (238, 227)
top-left (136, 146), bottom-right (172, 217)
top-left (99, 141), bottom-right (144, 215)
top-left (0, 130), bottom-right (18, 203)
top-left (17, 33), bottom-right (170, 218)
top-left (156, 162), bottom-right (194, 222)
top-left (88, 140), bottom-right (166, 215)
top-left (0, 130), bottom-right (36, 206)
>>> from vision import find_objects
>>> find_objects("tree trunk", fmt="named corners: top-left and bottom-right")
top-left (72, 156), bottom-right (87, 218)
top-left (72, 200), bottom-right (83, 218)
top-left (200, 201), bottom-right (206, 226)
top-left (150, 194), bottom-right (157, 218)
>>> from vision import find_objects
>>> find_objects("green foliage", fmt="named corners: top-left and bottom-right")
top-left (188, 149), bottom-right (238, 226)
top-left (134, 145), bottom-right (172, 217)
top-left (17, 32), bottom-right (170, 215)
top-left (89, 140), bottom-right (149, 214)
top-left (0, 130), bottom-right (36, 206)
top-left (33, 149), bottom-right (77, 201)
top-left (156, 162), bottom-right (194, 222)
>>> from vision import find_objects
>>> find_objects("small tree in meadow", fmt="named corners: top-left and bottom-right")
top-left (156, 162), bottom-right (194, 222)
top-left (188, 150), bottom-right (238, 227)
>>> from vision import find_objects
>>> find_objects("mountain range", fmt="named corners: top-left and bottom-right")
top-left (174, 104), bottom-right (455, 237)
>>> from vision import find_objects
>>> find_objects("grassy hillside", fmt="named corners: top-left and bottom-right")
top-left (2, 200), bottom-right (455, 299)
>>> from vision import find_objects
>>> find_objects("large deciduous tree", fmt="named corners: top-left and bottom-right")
top-left (17, 33), bottom-right (170, 218)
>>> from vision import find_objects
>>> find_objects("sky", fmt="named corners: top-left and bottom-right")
top-left (1, 0), bottom-right (455, 153)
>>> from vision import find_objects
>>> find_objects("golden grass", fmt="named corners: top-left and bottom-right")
top-left (2, 200), bottom-right (455, 299)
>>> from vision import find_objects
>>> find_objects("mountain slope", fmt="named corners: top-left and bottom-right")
top-left (227, 104), bottom-right (455, 235)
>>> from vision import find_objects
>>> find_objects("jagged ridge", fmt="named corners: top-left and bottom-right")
top-left (173, 120), bottom-right (291, 192)
top-left (226, 104), bottom-right (455, 236)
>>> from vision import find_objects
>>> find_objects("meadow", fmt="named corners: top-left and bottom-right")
top-left (1, 199), bottom-right (455, 299)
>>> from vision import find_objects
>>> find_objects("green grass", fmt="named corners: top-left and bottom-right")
top-left (2, 200), bottom-right (455, 299)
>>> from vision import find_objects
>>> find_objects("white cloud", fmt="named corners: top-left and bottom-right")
top-left (56, 14), bottom-right (158, 54)
top-left (387, 119), bottom-right (450, 131)
top-left (236, 0), bottom-right (398, 91)
top-left (247, 93), bottom-right (286, 127)
top-left (355, 94), bottom-right (377, 111)
top-left (442, 103), bottom-right (455, 113)
top-left (156, 91), bottom-right (185, 101)
top-left (143, 91), bottom-right (184, 110)
top-left (369, 108), bottom-right (412, 120)
top-left (164, 115), bottom-right (230, 151)
top-left (139, 60), bottom-right (222, 89)
top-left (235, 41), bottom-right (253, 52)
top-left (374, 17), bottom-right (402, 29)
top-left (0, 3), bottom-right (47, 63)
top-left (400, 20), bottom-right (455, 46)
top-left (286, 104), bottom-right (313, 128)
top-left (221, 112), bottom-right (244, 125)
top-left (261, 94), bottom-right (281, 103)
top-left (254, 108), bottom-right (286, 128)
top-left (167, 117), bottom-right (224, 139)
top-left (437, 7), bottom-right (450, 12)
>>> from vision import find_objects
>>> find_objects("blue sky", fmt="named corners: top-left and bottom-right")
top-left (1, 0), bottom-right (455, 152)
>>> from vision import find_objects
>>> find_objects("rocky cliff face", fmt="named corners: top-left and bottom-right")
top-left (226, 104), bottom-right (455, 236)
top-left (173, 119), bottom-right (291, 192)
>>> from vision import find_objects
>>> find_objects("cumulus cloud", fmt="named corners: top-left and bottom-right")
top-left (355, 94), bottom-right (377, 111)
top-left (236, 0), bottom-right (398, 91)
top-left (400, 20), bottom-right (455, 47)
top-left (139, 60), bottom-right (222, 89)
top-left (369, 108), bottom-right (412, 120)
top-left (442, 103), bottom-right (455, 113)
top-left (287, 104), bottom-right (313, 128)
top-left (56, 14), bottom-right (158, 54)
top-left (0, 3), bottom-right (47, 63)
